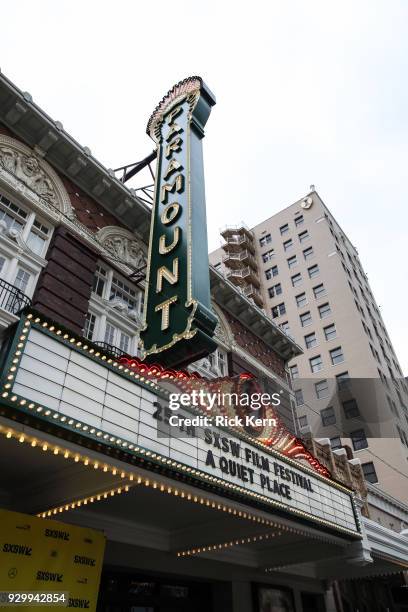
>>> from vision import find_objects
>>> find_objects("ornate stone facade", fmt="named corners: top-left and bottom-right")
top-left (0, 133), bottom-right (73, 219)
top-left (95, 226), bottom-right (147, 270)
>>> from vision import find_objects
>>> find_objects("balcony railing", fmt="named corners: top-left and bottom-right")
top-left (220, 223), bottom-right (254, 240)
top-left (0, 278), bottom-right (31, 315)
top-left (221, 235), bottom-right (255, 254)
top-left (222, 250), bottom-right (257, 270)
top-left (225, 266), bottom-right (261, 288)
top-left (93, 341), bottom-right (130, 359)
top-left (242, 284), bottom-right (264, 307)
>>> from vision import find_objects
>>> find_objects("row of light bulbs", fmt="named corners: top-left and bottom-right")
top-left (1, 424), bottom-right (319, 541)
top-left (37, 484), bottom-right (132, 518)
top-left (177, 531), bottom-right (282, 557)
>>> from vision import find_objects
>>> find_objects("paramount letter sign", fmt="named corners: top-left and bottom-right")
top-left (140, 77), bottom-right (218, 367)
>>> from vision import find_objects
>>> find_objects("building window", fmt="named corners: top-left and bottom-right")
top-left (14, 268), bottom-right (31, 293)
top-left (313, 283), bottom-right (326, 299)
top-left (104, 322), bottom-right (131, 354)
top-left (0, 193), bottom-right (28, 232)
top-left (303, 246), bottom-right (314, 260)
top-left (315, 379), bottom-right (329, 399)
top-left (110, 275), bottom-right (140, 311)
top-left (294, 214), bottom-right (304, 227)
top-left (88, 263), bottom-right (144, 355)
top-left (265, 265), bottom-right (278, 280)
top-left (304, 332), bottom-right (317, 349)
top-left (362, 462), bottom-right (378, 484)
top-left (84, 312), bottom-right (96, 341)
top-left (26, 219), bottom-right (50, 256)
top-left (268, 283), bottom-right (282, 298)
top-left (351, 429), bottom-right (368, 451)
top-left (280, 223), bottom-right (289, 235)
top-left (291, 273), bottom-right (302, 287)
top-left (330, 346), bottom-right (344, 365)
top-left (298, 230), bottom-right (309, 243)
top-left (0, 192), bottom-right (51, 258)
top-left (104, 322), bottom-right (115, 345)
top-left (287, 255), bottom-right (297, 269)
top-left (342, 398), bottom-right (360, 419)
top-left (330, 436), bottom-right (342, 450)
top-left (208, 348), bottom-right (228, 376)
top-left (324, 323), bottom-right (337, 341)
top-left (310, 355), bottom-right (323, 373)
top-left (321, 406), bottom-right (336, 426)
top-left (298, 415), bottom-right (308, 428)
top-left (262, 249), bottom-right (275, 262)
top-left (93, 264), bottom-right (107, 297)
top-left (295, 389), bottom-right (304, 406)
top-left (289, 364), bottom-right (299, 379)
top-left (300, 311), bottom-right (312, 327)
top-left (336, 371), bottom-right (350, 390)
top-left (259, 234), bottom-right (272, 247)
top-left (0, 191), bottom-right (53, 298)
top-left (271, 302), bottom-right (286, 318)
top-left (308, 264), bottom-right (319, 278)
top-left (318, 302), bottom-right (331, 318)
top-left (295, 292), bottom-right (307, 308)
top-left (283, 239), bottom-right (293, 252)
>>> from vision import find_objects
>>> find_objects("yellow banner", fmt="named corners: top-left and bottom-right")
top-left (0, 508), bottom-right (105, 610)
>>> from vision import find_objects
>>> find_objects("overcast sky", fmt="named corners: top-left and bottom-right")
top-left (1, 1), bottom-right (407, 373)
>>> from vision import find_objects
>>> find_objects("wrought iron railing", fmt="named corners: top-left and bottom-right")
top-left (93, 341), bottom-right (129, 359)
top-left (0, 278), bottom-right (31, 315)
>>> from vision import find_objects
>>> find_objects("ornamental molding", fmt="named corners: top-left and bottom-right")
top-left (211, 302), bottom-right (233, 349)
top-left (0, 134), bottom-right (73, 220)
top-left (95, 226), bottom-right (147, 271)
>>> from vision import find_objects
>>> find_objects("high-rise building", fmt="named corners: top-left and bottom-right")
top-left (210, 189), bottom-right (408, 502)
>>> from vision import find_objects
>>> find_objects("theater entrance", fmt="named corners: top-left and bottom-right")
top-left (97, 569), bottom-right (216, 612)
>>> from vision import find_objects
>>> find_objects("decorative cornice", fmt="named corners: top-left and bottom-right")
top-left (95, 225), bottom-right (147, 271)
top-left (363, 517), bottom-right (408, 563)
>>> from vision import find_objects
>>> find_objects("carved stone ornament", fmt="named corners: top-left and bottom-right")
top-left (0, 135), bottom-right (73, 219)
top-left (95, 226), bottom-right (147, 271)
top-left (211, 303), bottom-right (233, 348)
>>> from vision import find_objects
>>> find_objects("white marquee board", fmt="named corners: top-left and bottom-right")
top-left (9, 327), bottom-right (359, 535)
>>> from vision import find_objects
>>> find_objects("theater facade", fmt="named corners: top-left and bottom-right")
top-left (0, 72), bottom-right (407, 612)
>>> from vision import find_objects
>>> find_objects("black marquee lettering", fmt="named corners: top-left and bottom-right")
top-left (205, 450), bottom-right (216, 468)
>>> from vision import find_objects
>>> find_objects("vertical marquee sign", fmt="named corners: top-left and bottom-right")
top-left (140, 77), bottom-right (218, 367)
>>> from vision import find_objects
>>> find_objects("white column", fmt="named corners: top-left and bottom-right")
top-left (324, 584), bottom-right (339, 612)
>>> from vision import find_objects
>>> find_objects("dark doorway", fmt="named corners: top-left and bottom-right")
top-left (97, 568), bottom-right (216, 612)
top-left (301, 592), bottom-right (326, 612)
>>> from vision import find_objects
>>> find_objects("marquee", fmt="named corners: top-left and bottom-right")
top-left (0, 313), bottom-right (361, 538)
